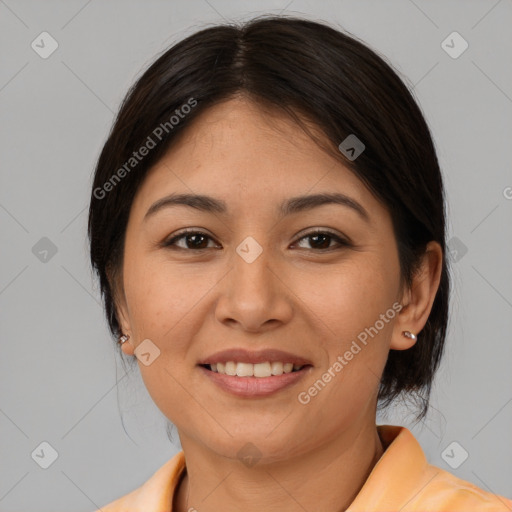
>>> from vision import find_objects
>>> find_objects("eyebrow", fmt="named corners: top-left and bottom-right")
top-left (144, 192), bottom-right (370, 223)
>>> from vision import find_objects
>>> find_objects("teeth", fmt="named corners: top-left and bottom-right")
top-left (236, 362), bottom-right (254, 377)
top-left (270, 362), bottom-right (283, 375)
top-left (225, 361), bottom-right (237, 376)
top-left (254, 362), bottom-right (271, 377)
top-left (208, 361), bottom-right (305, 377)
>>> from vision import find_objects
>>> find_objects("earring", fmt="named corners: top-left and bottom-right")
top-left (402, 330), bottom-right (417, 340)
top-left (119, 334), bottom-right (130, 344)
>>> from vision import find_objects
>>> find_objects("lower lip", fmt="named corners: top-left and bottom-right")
top-left (198, 365), bottom-right (312, 398)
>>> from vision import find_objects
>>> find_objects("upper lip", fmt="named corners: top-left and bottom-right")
top-left (198, 348), bottom-right (313, 366)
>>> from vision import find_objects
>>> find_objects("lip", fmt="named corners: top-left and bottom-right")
top-left (198, 364), bottom-right (313, 398)
top-left (197, 348), bottom-right (313, 366)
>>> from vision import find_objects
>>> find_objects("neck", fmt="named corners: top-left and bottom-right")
top-left (173, 420), bottom-right (384, 512)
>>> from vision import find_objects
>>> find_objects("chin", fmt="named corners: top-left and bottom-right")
top-left (205, 430), bottom-right (309, 466)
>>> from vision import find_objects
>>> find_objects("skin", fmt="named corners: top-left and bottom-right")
top-left (114, 95), bottom-right (443, 512)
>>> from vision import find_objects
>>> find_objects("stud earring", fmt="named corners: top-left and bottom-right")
top-left (402, 331), bottom-right (417, 340)
top-left (119, 334), bottom-right (130, 344)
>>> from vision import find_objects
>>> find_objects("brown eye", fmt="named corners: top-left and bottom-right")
top-left (293, 230), bottom-right (351, 251)
top-left (162, 228), bottom-right (350, 252)
top-left (162, 230), bottom-right (218, 250)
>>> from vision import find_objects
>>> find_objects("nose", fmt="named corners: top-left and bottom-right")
top-left (214, 238), bottom-right (293, 333)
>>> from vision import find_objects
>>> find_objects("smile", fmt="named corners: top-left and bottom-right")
top-left (201, 361), bottom-right (307, 377)
top-left (198, 363), bottom-right (313, 398)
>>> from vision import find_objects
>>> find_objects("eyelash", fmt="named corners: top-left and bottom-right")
top-left (161, 228), bottom-right (351, 252)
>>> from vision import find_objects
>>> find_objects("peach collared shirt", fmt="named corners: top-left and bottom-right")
top-left (96, 425), bottom-right (512, 511)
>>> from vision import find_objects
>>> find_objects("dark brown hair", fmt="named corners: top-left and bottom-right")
top-left (88, 15), bottom-right (450, 421)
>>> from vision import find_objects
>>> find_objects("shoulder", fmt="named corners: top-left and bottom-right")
top-left (348, 425), bottom-right (512, 512)
top-left (93, 451), bottom-right (186, 512)
top-left (408, 463), bottom-right (512, 511)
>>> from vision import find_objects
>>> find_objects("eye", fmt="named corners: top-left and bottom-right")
top-left (162, 229), bottom-right (219, 251)
top-left (161, 228), bottom-right (351, 252)
top-left (292, 229), bottom-right (351, 251)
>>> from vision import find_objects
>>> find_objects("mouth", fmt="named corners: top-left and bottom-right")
top-left (197, 361), bottom-right (313, 398)
top-left (199, 361), bottom-right (311, 377)
top-left (196, 348), bottom-right (313, 397)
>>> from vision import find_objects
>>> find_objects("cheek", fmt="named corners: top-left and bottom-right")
top-left (123, 251), bottom-right (208, 337)
top-left (121, 255), bottom-right (198, 420)
top-left (294, 254), bottom-right (397, 342)
top-left (294, 265), bottom-right (396, 424)
top-left (121, 254), bottom-right (220, 405)
top-left (296, 253), bottom-right (398, 395)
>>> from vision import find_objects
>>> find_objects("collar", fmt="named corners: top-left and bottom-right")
top-left (346, 424), bottom-right (434, 511)
top-left (98, 424), bottom-right (512, 511)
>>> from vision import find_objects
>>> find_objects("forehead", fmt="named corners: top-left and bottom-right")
top-left (130, 97), bottom-right (383, 220)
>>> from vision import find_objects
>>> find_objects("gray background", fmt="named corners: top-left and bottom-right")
top-left (1, 1), bottom-right (511, 510)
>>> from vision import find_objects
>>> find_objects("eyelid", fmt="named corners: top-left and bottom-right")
top-left (162, 227), bottom-right (351, 251)
top-left (161, 228), bottom-right (219, 249)
top-left (293, 227), bottom-right (350, 243)
top-left (291, 228), bottom-right (352, 249)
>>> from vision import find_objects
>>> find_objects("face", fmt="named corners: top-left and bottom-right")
top-left (115, 96), bottom-right (413, 462)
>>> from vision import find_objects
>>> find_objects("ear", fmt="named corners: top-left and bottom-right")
top-left (391, 241), bottom-right (443, 350)
top-left (108, 265), bottom-right (135, 357)
top-left (117, 295), bottom-right (135, 357)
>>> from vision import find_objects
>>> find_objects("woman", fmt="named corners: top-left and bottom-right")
top-left (88, 15), bottom-right (512, 512)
